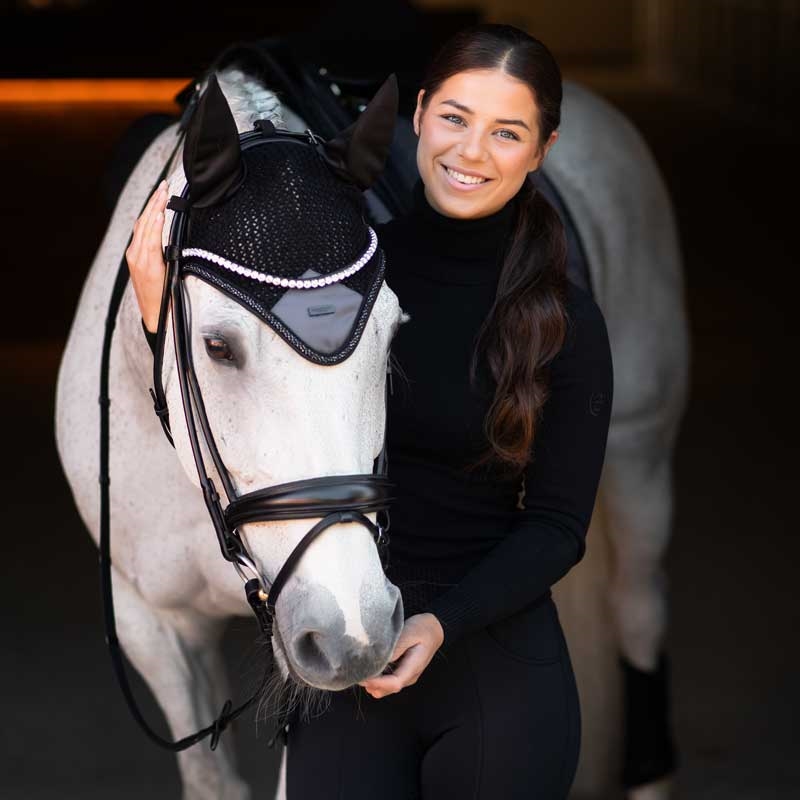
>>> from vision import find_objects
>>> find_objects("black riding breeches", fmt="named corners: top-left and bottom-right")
top-left (285, 595), bottom-right (581, 799)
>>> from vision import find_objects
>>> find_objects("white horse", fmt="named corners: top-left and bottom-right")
top-left (56, 65), bottom-right (689, 800)
top-left (56, 68), bottom-right (406, 798)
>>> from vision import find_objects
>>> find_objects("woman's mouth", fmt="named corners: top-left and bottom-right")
top-left (440, 163), bottom-right (492, 191)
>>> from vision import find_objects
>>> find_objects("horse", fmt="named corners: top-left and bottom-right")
top-left (55, 66), bottom-right (408, 799)
top-left (56, 51), bottom-right (690, 800)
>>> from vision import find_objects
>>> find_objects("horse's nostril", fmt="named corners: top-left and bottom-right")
top-left (293, 630), bottom-right (332, 674)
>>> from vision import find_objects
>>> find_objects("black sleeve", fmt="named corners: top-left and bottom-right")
top-left (141, 317), bottom-right (157, 357)
top-left (422, 290), bottom-right (614, 645)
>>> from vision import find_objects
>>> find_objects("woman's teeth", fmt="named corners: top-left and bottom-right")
top-left (445, 166), bottom-right (488, 185)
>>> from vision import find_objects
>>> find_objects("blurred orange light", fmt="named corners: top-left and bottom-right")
top-left (0, 79), bottom-right (191, 104)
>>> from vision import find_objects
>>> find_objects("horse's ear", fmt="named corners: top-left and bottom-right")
top-left (318, 73), bottom-right (399, 191)
top-left (183, 73), bottom-right (244, 208)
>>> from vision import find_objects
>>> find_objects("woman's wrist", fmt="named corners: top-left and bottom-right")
top-left (418, 612), bottom-right (445, 648)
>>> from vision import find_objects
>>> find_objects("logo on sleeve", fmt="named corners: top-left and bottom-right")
top-left (589, 391), bottom-right (608, 416)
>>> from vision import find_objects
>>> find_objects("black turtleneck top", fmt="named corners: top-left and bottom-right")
top-left (373, 179), bottom-right (613, 646)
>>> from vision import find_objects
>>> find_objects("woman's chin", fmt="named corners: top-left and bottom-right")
top-left (431, 190), bottom-right (495, 219)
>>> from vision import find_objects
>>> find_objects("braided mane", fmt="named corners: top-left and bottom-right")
top-left (212, 67), bottom-right (286, 131)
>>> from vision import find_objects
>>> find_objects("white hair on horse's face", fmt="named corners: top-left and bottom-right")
top-left (161, 276), bottom-right (404, 689)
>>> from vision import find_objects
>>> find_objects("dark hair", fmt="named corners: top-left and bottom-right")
top-left (418, 23), bottom-right (570, 474)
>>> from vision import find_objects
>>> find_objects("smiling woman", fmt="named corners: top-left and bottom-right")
top-left (285, 23), bottom-right (612, 800)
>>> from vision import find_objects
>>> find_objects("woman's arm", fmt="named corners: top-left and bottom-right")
top-left (422, 288), bottom-right (614, 646)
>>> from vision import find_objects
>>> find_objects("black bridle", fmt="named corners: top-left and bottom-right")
top-left (100, 110), bottom-right (394, 753)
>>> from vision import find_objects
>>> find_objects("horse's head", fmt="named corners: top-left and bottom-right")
top-left (159, 72), bottom-right (405, 690)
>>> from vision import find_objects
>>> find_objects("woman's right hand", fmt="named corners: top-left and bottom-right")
top-left (126, 179), bottom-right (169, 333)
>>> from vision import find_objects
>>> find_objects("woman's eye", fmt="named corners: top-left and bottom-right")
top-left (204, 336), bottom-right (235, 362)
top-left (442, 114), bottom-right (464, 125)
top-left (441, 114), bottom-right (519, 141)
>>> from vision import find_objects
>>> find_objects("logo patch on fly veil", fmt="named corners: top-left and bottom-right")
top-left (308, 305), bottom-right (336, 317)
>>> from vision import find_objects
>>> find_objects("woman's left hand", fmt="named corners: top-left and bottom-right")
top-left (358, 613), bottom-right (444, 699)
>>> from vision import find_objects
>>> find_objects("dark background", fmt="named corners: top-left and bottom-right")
top-left (1, 1), bottom-right (798, 798)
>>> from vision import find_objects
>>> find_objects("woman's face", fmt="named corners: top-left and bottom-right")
top-left (412, 68), bottom-right (558, 219)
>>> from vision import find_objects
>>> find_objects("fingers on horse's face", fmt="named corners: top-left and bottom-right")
top-left (147, 214), bottom-right (164, 252)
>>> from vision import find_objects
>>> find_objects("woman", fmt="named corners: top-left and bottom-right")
top-left (128, 23), bottom-right (613, 800)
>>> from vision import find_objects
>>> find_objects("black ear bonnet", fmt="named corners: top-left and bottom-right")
top-left (171, 72), bottom-right (398, 365)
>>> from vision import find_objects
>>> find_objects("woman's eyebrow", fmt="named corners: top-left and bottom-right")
top-left (439, 98), bottom-right (531, 132)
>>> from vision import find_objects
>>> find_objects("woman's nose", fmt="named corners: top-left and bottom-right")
top-left (457, 130), bottom-right (488, 162)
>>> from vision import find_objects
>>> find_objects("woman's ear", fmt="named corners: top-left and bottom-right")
top-left (412, 89), bottom-right (426, 137)
top-left (528, 130), bottom-right (559, 172)
top-left (542, 130), bottom-right (559, 161)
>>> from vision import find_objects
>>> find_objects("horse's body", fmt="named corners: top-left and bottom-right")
top-left (55, 64), bottom-right (688, 800)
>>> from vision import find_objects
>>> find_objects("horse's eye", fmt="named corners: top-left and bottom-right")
top-left (204, 336), bottom-right (235, 362)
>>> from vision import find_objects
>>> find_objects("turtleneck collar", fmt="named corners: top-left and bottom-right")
top-left (405, 178), bottom-right (520, 283)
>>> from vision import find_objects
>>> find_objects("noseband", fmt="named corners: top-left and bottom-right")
top-left (99, 114), bottom-right (394, 753)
